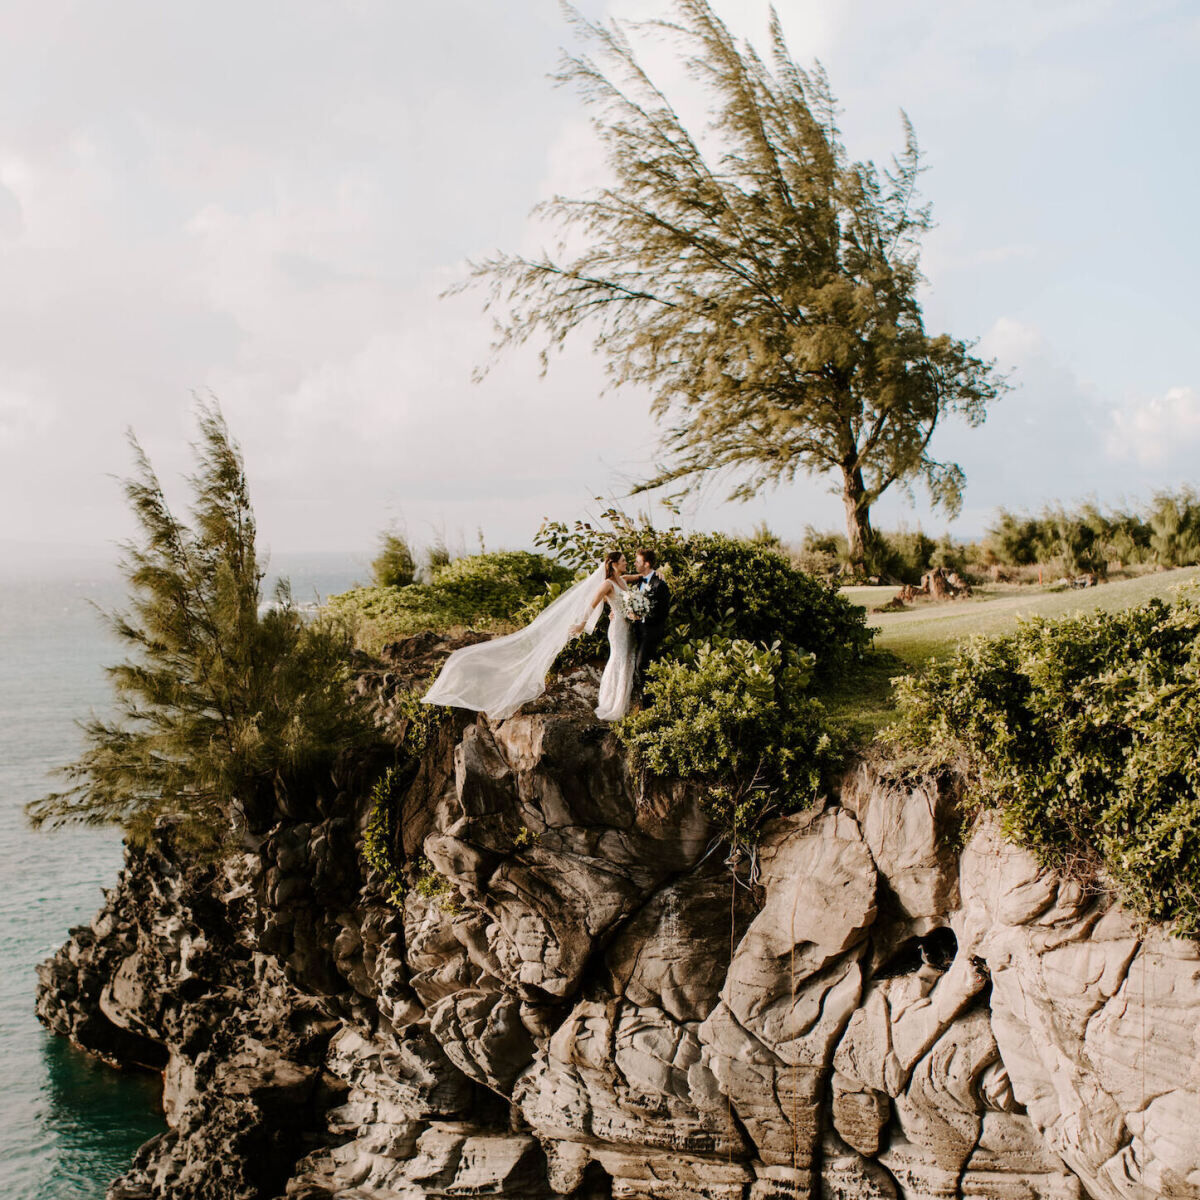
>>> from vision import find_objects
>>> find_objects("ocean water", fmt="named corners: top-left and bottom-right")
top-left (0, 553), bottom-right (367, 1199)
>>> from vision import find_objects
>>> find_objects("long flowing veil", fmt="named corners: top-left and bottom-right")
top-left (421, 565), bottom-right (608, 720)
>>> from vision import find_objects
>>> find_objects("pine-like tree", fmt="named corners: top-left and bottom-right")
top-left (463, 0), bottom-right (1006, 571)
top-left (28, 403), bottom-right (372, 849)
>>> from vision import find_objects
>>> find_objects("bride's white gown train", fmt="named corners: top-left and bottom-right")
top-left (422, 564), bottom-right (635, 722)
top-left (594, 587), bottom-right (636, 721)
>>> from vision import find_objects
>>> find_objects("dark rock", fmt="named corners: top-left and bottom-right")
top-left (35, 695), bottom-right (1199, 1200)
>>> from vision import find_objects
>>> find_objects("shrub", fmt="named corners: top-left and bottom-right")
top-left (795, 526), bottom-right (978, 583)
top-left (535, 514), bottom-right (872, 683)
top-left (616, 638), bottom-right (843, 845)
top-left (29, 404), bottom-right (375, 850)
top-left (984, 511), bottom-right (1043, 566)
top-left (1148, 489), bottom-right (1200, 568)
top-left (328, 550), bottom-right (573, 649)
top-left (892, 587), bottom-right (1200, 935)
top-left (873, 530), bottom-right (938, 585)
top-left (372, 530), bottom-right (417, 588)
top-left (667, 534), bottom-right (872, 680)
top-left (983, 493), bottom-right (1200, 572)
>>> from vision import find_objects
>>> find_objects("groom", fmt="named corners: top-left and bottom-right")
top-left (629, 548), bottom-right (671, 698)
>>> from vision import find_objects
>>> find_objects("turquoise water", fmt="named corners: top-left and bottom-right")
top-left (0, 554), bottom-right (366, 1199)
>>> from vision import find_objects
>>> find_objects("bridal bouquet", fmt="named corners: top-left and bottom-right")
top-left (622, 590), bottom-right (652, 621)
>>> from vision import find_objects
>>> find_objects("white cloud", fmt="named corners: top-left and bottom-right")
top-left (0, 0), bottom-right (1198, 558)
top-left (1107, 387), bottom-right (1200, 469)
top-left (0, 373), bottom-right (51, 445)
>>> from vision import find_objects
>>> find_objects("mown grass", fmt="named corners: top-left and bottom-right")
top-left (826, 567), bottom-right (1200, 744)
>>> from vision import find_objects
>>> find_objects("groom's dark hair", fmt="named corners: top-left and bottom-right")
top-left (636, 547), bottom-right (657, 568)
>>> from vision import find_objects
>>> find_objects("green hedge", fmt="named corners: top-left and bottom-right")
top-left (329, 551), bottom-right (573, 647)
top-left (535, 516), bottom-right (872, 683)
top-left (893, 586), bottom-right (1200, 934)
top-left (616, 638), bottom-right (842, 844)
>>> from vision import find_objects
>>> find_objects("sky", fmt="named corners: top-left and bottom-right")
top-left (1, 0), bottom-right (1198, 564)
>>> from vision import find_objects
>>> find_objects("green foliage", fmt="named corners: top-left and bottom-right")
top-left (535, 508), bottom-right (680, 573)
top-left (28, 403), bottom-right (373, 850)
top-left (1148, 489), bottom-right (1200, 567)
top-left (797, 526), bottom-right (978, 583)
top-left (985, 493), bottom-right (1200, 573)
top-left (616, 638), bottom-right (841, 846)
top-left (462, 0), bottom-right (1005, 568)
top-left (363, 768), bottom-right (406, 906)
top-left (535, 513), bottom-right (872, 682)
top-left (892, 587), bottom-right (1200, 935)
top-left (414, 856), bottom-right (459, 913)
top-left (669, 534), bottom-right (872, 680)
top-left (361, 695), bottom-right (447, 909)
top-left (372, 530), bottom-right (417, 588)
top-left (983, 511), bottom-right (1043, 567)
top-left (426, 535), bottom-right (452, 574)
top-left (328, 550), bottom-right (574, 649)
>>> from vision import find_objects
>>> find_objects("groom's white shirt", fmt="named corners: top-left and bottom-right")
top-left (639, 570), bottom-right (656, 590)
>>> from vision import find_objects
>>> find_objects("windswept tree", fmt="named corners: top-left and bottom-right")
top-left (28, 403), bottom-right (372, 849)
top-left (464, 0), bottom-right (1006, 570)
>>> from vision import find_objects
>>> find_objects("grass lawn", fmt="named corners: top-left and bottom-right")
top-left (826, 567), bottom-right (1200, 743)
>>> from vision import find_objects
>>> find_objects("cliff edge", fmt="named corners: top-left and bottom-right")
top-left (36, 638), bottom-right (1200, 1200)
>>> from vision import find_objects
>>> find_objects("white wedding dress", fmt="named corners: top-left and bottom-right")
top-left (422, 564), bottom-right (634, 722)
top-left (594, 583), bottom-right (636, 722)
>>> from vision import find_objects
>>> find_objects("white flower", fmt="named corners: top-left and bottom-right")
top-left (622, 590), bottom-right (652, 621)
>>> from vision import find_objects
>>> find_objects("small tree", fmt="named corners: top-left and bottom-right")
top-left (463, 0), bottom-right (1005, 572)
top-left (372, 529), bottom-right (417, 587)
top-left (28, 403), bottom-right (372, 849)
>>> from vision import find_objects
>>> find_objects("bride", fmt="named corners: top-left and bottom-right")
top-left (421, 551), bottom-right (637, 723)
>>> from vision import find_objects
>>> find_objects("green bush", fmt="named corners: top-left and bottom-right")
top-left (1148, 489), bottom-right (1200, 567)
top-left (984, 493), bottom-right (1200, 572)
top-left (616, 638), bottom-right (842, 844)
top-left (667, 534), bottom-right (872, 680)
top-left (372, 531), bottom-right (417, 587)
top-left (329, 550), bottom-right (573, 648)
top-left (892, 587), bottom-right (1200, 934)
top-left (535, 514), bottom-right (872, 683)
top-left (984, 511), bottom-right (1043, 567)
top-left (796, 526), bottom-right (977, 583)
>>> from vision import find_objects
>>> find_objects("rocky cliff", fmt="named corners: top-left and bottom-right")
top-left (36, 637), bottom-right (1200, 1200)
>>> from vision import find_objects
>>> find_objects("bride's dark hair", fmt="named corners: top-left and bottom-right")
top-left (604, 550), bottom-right (624, 580)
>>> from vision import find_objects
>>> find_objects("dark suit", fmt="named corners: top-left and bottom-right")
top-left (632, 571), bottom-right (671, 695)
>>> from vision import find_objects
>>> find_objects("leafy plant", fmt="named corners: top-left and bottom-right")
top-left (535, 513), bottom-right (872, 682)
top-left (360, 692), bottom-right (448, 908)
top-left (372, 529), bottom-right (417, 588)
top-left (363, 767), bottom-right (406, 906)
top-left (616, 638), bottom-right (842, 848)
top-left (328, 550), bottom-right (573, 649)
top-left (28, 403), bottom-right (374, 850)
top-left (414, 856), bottom-right (459, 913)
top-left (892, 586), bottom-right (1200, 935)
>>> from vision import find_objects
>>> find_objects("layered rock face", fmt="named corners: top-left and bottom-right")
top-left (36, 645), bottom-right (1200, 1200)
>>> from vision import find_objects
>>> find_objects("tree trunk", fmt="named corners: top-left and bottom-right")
top-left (841, 467), bottom-right (875, 575)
